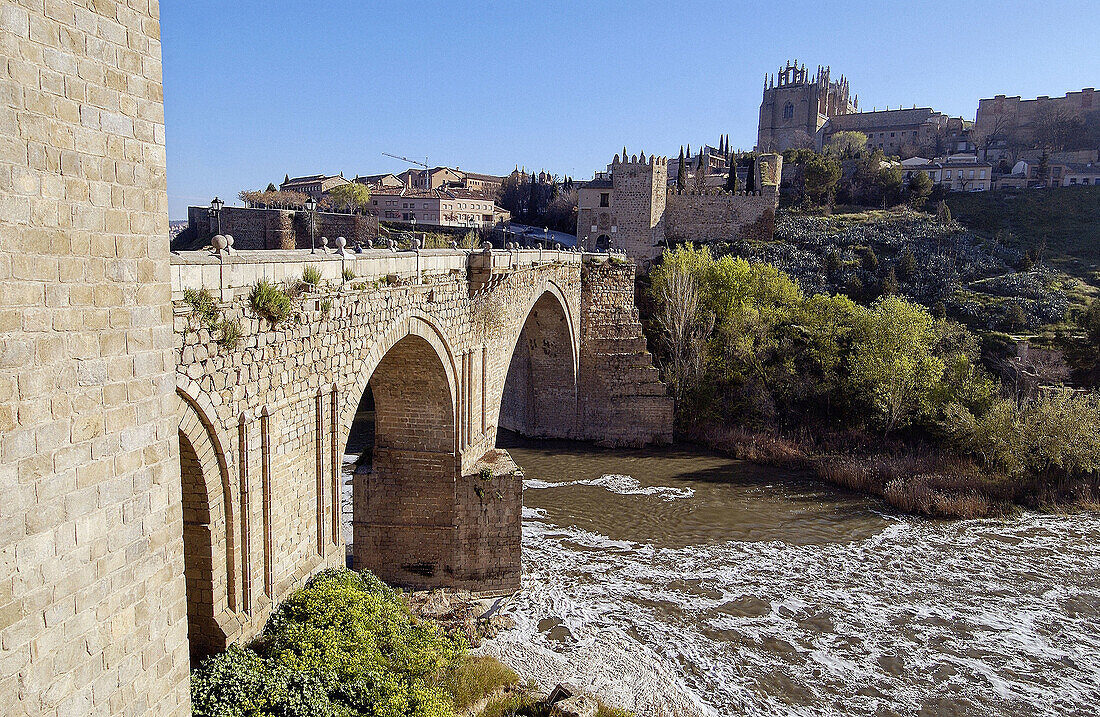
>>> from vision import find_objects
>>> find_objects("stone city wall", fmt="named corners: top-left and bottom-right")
top-left (182, 205), bottom-right (378, 251)
top-left (664, 189), bottom-right (778, 244)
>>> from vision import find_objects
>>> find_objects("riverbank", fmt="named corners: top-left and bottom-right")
top-left (688, 421), bottom-right (1100, 519)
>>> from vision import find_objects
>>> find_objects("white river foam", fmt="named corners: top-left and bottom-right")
top-left (482, 492), bottom-right (1100, 716)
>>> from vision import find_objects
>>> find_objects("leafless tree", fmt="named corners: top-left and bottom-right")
top-left (654, 264), bottom-right (713, 407)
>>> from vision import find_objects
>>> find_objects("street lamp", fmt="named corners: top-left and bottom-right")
top-left (305, 195), bottom-right (317, 253)
top-left (208, 196), bottom-right (224, 235)
top-left (410, 216), bottom-right (416, 247)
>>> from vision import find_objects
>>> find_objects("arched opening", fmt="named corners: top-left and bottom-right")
top-left (595, 234), bottom-right (611, 252)
top-left (345, 334), bottom-right (458, 589)
top-left (179, 429), bottom-right (228, 662)
top-left (500, 291), bottom-right (577, 439)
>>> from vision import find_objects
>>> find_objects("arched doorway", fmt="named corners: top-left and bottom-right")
top-left (346, 333), bottom-right (458, 589)
top-left (500, 291), bottom-right (578, 438)
top-left (595, 234), bottom-right (611, 252)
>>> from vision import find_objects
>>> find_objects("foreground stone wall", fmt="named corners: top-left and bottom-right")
top-left (1, 0), bottom-right (190, 714)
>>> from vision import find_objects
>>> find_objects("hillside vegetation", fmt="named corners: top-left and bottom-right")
top-left (945, 186), bottom-right (1100, 285)
top-left (711, 208), bottom-right (1088, 335)
top-left (643, 245), bottom-right (1100, 518)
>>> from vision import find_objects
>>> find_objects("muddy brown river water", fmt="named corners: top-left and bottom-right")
top-left (345, 429), bottom-right (1100, 716)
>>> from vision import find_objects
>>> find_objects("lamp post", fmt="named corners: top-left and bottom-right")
top-left (208, 196), bottom-right (224, 236)
top-left (410, 216), bottom-right (416, 248)
top-left (305, 196), bottom-right (317, 253)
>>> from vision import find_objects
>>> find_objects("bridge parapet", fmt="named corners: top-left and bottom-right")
top-left (169, 247), bottom-right (623, 300)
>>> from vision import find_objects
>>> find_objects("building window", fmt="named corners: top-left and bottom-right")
top-left (968, 170), bottom-right (975, 179)
top-left (980, 170), bottom-right (986, 179)
top-left (783, 102), bottom-right (794, 120)
top-left (600, 192), bottom-right (610, 207)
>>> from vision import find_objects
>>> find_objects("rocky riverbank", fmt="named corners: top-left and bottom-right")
top-left (405, 589), bottom-right (633, 717)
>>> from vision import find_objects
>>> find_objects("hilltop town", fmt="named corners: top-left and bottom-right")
top-left (178, 59), bottom-right (1099, 262)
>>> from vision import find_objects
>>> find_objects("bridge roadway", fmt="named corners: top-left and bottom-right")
top-left (170, 246), bottom-right (672, 656)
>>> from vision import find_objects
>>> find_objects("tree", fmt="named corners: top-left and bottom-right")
top-left (650, 246), bottom-right (714, 407)
top-left (266, 182), bottom-right (278, 193)
top-left (850, 295), bottom-right (946, 433)
top-left (527, 172), bottom-right (538, 221)
top-left (896, 246), bottom-right (917, 282)
top-left (725, 155), bottom-right (738, 193)
top-left (1037, 150), bottom-right (1050, 186)
top-left (676, 146), bottom-right (686, 191)
top-left (881, 267), bottom-right (899, 296)
top-left (935, 200), bottom-right (952, 225)
top-left (325, 182), bottom-right (371, 213)
top-left (907, 171), bottom-right (933, 208)
top-left (875, 164), bottom-right (904, 206)
top-left (861, 246), bottom-right (879, 272)
top-left (803, 153), bottom-right (841, 206)
top-left (825, 131), bottom-right (868, 159)
top-left (1083, 300), bottom-right (1100, 347)
top-left (692, 153), bottom-right (708, 193)
top-left (745, 157), bottom-right (757, 193)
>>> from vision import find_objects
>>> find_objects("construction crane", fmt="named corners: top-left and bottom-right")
top-left (382, 152), bottom-right (430, 190)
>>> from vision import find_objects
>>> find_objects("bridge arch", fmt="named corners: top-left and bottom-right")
top-left (175, 379), bottom-right (239, 660)
top-left (499, 280), bottom-right (579, 438)
top-left (338, 313), bottom-right (461, 588)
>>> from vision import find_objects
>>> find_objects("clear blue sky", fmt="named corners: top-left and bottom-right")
top-left (162, 0), bottom-right (1100, 219)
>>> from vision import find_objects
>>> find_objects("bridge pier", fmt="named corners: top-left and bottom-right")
top-left (353, 447), bottom-right (521, 594)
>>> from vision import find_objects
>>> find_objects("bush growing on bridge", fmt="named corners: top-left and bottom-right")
top-left (302, 265), bottom-right (323, 288)
top-left (250, 279), bottom-right (292, 324)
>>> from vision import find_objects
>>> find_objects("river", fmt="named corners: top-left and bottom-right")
top-left (479, 432), bottom-right (1100, 717)
top-left (341, 427), bottom-right (1100, 716)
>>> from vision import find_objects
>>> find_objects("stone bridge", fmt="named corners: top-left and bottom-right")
top-left (171, 246), bottom-right (672, 656)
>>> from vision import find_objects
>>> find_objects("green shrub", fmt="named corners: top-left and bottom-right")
top-left (320, 299), bottom-right (332, 315)
top-left (440, 656), bottom-right (518, 711)
top-left (302, 265), bottom-right (322, 287)
top-left (190, 646), bottom-right (333, 717)
top-left (215, 319), bottom-right (241, 350)
top-left (183, 287), bottom-right (219, 328)
top-left (250, 280), bottom-right (292, 324)
top-left (343, 267), bottom-right (357, 282)
top-left (263, 569), bottom-right (463, 715)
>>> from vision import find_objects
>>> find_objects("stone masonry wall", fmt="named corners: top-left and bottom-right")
top-left (182, 205), bottom-right (378, 251)
top-left (578, 260), bottom-right (673, 446)
top-left (664, 189), bottom-right (778, 244)
top-left (1, 0), bottom-right (190, 714)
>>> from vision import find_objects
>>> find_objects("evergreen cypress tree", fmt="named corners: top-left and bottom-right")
top-left (527, 172), bottom-right (538, 221)
top-left (746, 158), bottom-right (756, 192)
top-left (725, 155), bottom-right (738, 192)
top-left (676, 147), bottom-right (686, 190)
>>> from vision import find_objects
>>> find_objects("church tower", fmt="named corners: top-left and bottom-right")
top-left (757, 60), bottom-right (857, 152)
